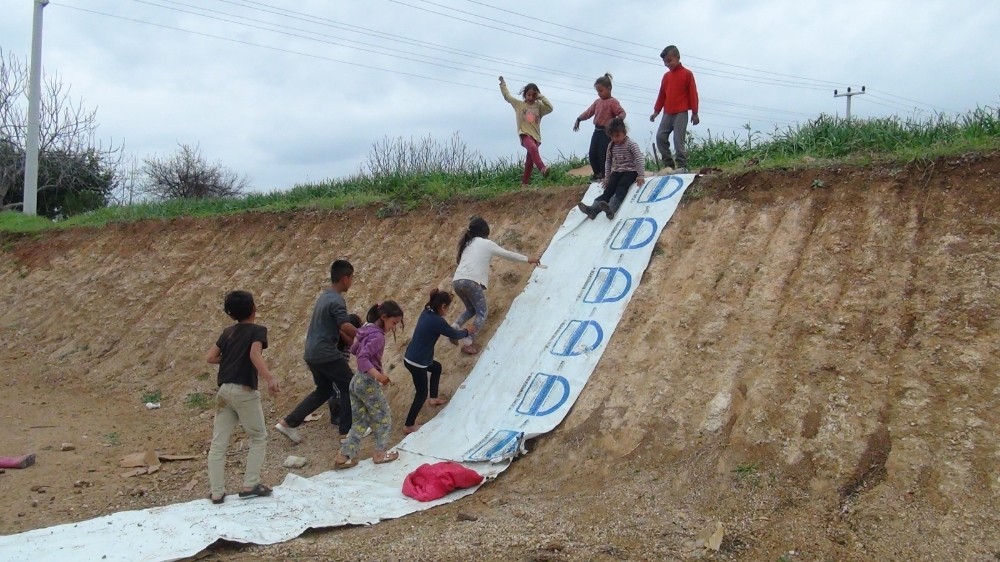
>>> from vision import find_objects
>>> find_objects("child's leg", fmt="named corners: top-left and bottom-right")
top-left (452, 279), bottom-right (482, 334)
top-left (404, 361), bottom-right (428, 427)
top-left (368, 384), bottom-right (393, 452)
top-left (611, 171), bottom-right (638, 204)
top-left (671, 112), bottom-right (690, 169)
top-left (232, 386), bottom-right (267, 491)
top-left (655, 115), bottom-right (676, 169)
top-left (207, 385), bottom-right (240, 498)
top-left (339, 373), bottom-right (373, 459)
top-left (329, 359), bottom-right (355, 437)
top-left (427, 361), bottom-right (443, 399)
top-left (591, 128), bottom-right (609, 178)
top-left (595, 173), bottom-right (621, 203)
top-left (520, 134), bottom-right (545, 180)
top-left (282, 362), bottom-right (336, 428)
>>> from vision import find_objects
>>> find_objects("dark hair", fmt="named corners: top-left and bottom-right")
top-left (425, 288), bottom-right (453, 314)
top-left (366, 300), bottom-right (404, 325)
top-left (223, 290), bottom-right (255, 322)
top-left (330, 259), bottom-right (354, 284)
top-left (347, 313), bottom-right (363, 329)
top-left (606, 117), bottom-right (627, 136)
top-left (660, 45), bottom-right (679, 59)
top-left (519, 83), bottom-right (540, 97)
top-left (457, 216), bottom-right (490, 264)
top-left (594, 73), bottom-right (613, 90)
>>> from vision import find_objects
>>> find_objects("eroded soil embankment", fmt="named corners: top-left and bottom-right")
top-left (1, 154), bottom-right (998, 561)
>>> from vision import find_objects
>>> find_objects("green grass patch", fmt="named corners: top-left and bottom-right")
top-left (141, 389), bottom-right (162, 404)
top-left (2, 108), bottom-right (998, 232)
top-left (184, 392), bottom-right (212, 410)
top-left (101, 432), bottom-right (121, 446)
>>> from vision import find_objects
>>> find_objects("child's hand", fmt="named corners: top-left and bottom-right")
top-left (692, 113), bottom-right (700, 125)
top-left (377, 373), bottom-right (392, 386)
top-left (573, 119), bottom-right (580, 132)
top-left (649, 113), bottom-right (657, 122)
top-left (498, 76), bottom-right (505, 86)
top-left (637, 177), bottom-right (645, 187)
top-left (467, 324), bottom-right (478, 334)
top-left (267, 378), bottom-right (281, 395)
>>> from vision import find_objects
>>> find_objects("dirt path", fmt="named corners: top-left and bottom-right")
top-left (1, 154), bottom-right (998, 561)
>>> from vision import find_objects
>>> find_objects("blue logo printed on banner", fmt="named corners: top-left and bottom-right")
top-left (551, 320), bottom-right (604, 356)
top-left (516, 373), bottom-right (570, 417)
top-left (466, 430), bottom-right (522, 461)
top-left (636, 175), bottom-right (684, 203)
top-left (583, 266), bottom-right (633, 303)
top-left (610, 217), bottom-right (658, 250)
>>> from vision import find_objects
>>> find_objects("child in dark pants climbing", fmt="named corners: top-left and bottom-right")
top-left (333, 301), bottom-right (405, 469)
top-left (577, 117), bottom-right (646, 220)
top-left (402, 289), bottom-right (475, 434)
top-left (205, 290), bottom-right (280, 504)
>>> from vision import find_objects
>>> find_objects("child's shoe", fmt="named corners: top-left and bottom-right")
top-left (274, 421), bottom-right (302, 443)
top-left (576, 202), bottom-right (598, 220)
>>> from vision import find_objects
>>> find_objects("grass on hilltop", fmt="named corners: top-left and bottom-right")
top-left (2, 107), bottom-right (999, 234)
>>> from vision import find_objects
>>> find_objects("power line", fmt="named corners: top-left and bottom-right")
top-left (202, 0), bottom-right (819, 121)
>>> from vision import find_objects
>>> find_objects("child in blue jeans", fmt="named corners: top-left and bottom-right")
top-left (205, 290), bottom-right (280, 504)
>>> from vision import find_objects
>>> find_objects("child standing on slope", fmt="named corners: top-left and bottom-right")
top-left (333, 301), bottom-right (405, 469)
top-left (577, 117), bottom-right (645, 220)
top-left (574, 73), bottom-right (626, 181)
top-left (649, 45), bottom-right (699, 173)
top-left (499, 76), bottom-right (553, 187)
top-left (205, 290), bottom-right (280, 504)
top-left (451, 216), bottom-right (541, 355)
top-left (402, 289), bottom-right (475, 434)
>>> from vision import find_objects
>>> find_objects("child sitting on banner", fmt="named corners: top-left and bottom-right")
top-left (576, 117), bottom-right (646, 220)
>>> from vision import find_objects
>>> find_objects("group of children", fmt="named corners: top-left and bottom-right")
top-left (203, 45), bottom-right (697, 502)
top-left (205, 218), bottom-right (541, 501)
top-left (501, 45), bottom-right (699, 218)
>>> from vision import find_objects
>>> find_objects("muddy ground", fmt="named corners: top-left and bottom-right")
top-left (1, 153), bottom-right (998, 561)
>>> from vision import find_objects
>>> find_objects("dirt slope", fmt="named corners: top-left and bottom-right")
top-left (1, 154), bottom-right (998, 561)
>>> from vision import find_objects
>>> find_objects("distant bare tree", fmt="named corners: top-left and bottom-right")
top-left (0, 47), bottom-right (123, 216)
top-left (141, 143), bottom-right (248, 200)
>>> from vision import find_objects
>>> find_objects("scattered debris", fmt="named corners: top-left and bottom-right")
top-left (120, 449), bottom-right (197, 478)
top-left (0, 453), bottom-right (36, 469)
top-left (697, 521), bottom-right (725, 552)
top-left (303, 412), bottom-right (323, 422)
top-left (457, 511), bottom-right (478, 522)
top-left (145, 402), bottom-right (161, 410)
top-left (60, 443), bottom-right (76, 451)
top-left (283, 455), bottom-right (307, 469)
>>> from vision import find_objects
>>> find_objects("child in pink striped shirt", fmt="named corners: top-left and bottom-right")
top-left (576, 117), bottom-right (646, 220)
top-left (574, 73), bottom-right (626, 181)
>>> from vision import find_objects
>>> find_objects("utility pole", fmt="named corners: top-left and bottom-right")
top-left (833, 86), bottom-right (865, 121)
top-left (23, 0), bottom-right (49, 216)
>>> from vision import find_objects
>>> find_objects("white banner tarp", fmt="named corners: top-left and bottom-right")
top-left (0, 175), bottom-right (692, 562)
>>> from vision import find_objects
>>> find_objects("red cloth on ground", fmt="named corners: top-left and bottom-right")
top-left (402, 461), bottom-right (484, 502)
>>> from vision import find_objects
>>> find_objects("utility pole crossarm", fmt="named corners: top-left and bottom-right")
top-left (833, 86), bottom-right (866, 121)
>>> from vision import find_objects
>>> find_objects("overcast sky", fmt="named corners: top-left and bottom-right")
top-left (2, 0), bottom-right (998, 192)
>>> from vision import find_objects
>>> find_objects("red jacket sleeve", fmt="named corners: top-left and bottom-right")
top-left (652, 73), bottom-right (669, 114)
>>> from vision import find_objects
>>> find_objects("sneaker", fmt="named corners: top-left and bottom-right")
top-left (274, 422), bottom-right (302, 444)
top-left (576, 202), bottom-right (592, 217)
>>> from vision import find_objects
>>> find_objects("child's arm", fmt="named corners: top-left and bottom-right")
top-left (537, 94), bottom-right (553, 116)
top-left (612, 98), bottom-right (626, 120)
top-left (499, 76), bottom-right (518, 106)
top-left (206, 344), bottom-right (222, 364)
top-left (356, 335), bottom-right (391, 385)
top-left (629, 140), bottom-right (646, 185)
top-left (574, 101), bottom-right (597, 131)
top-left (249, 341), bottom-right (280, 395)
